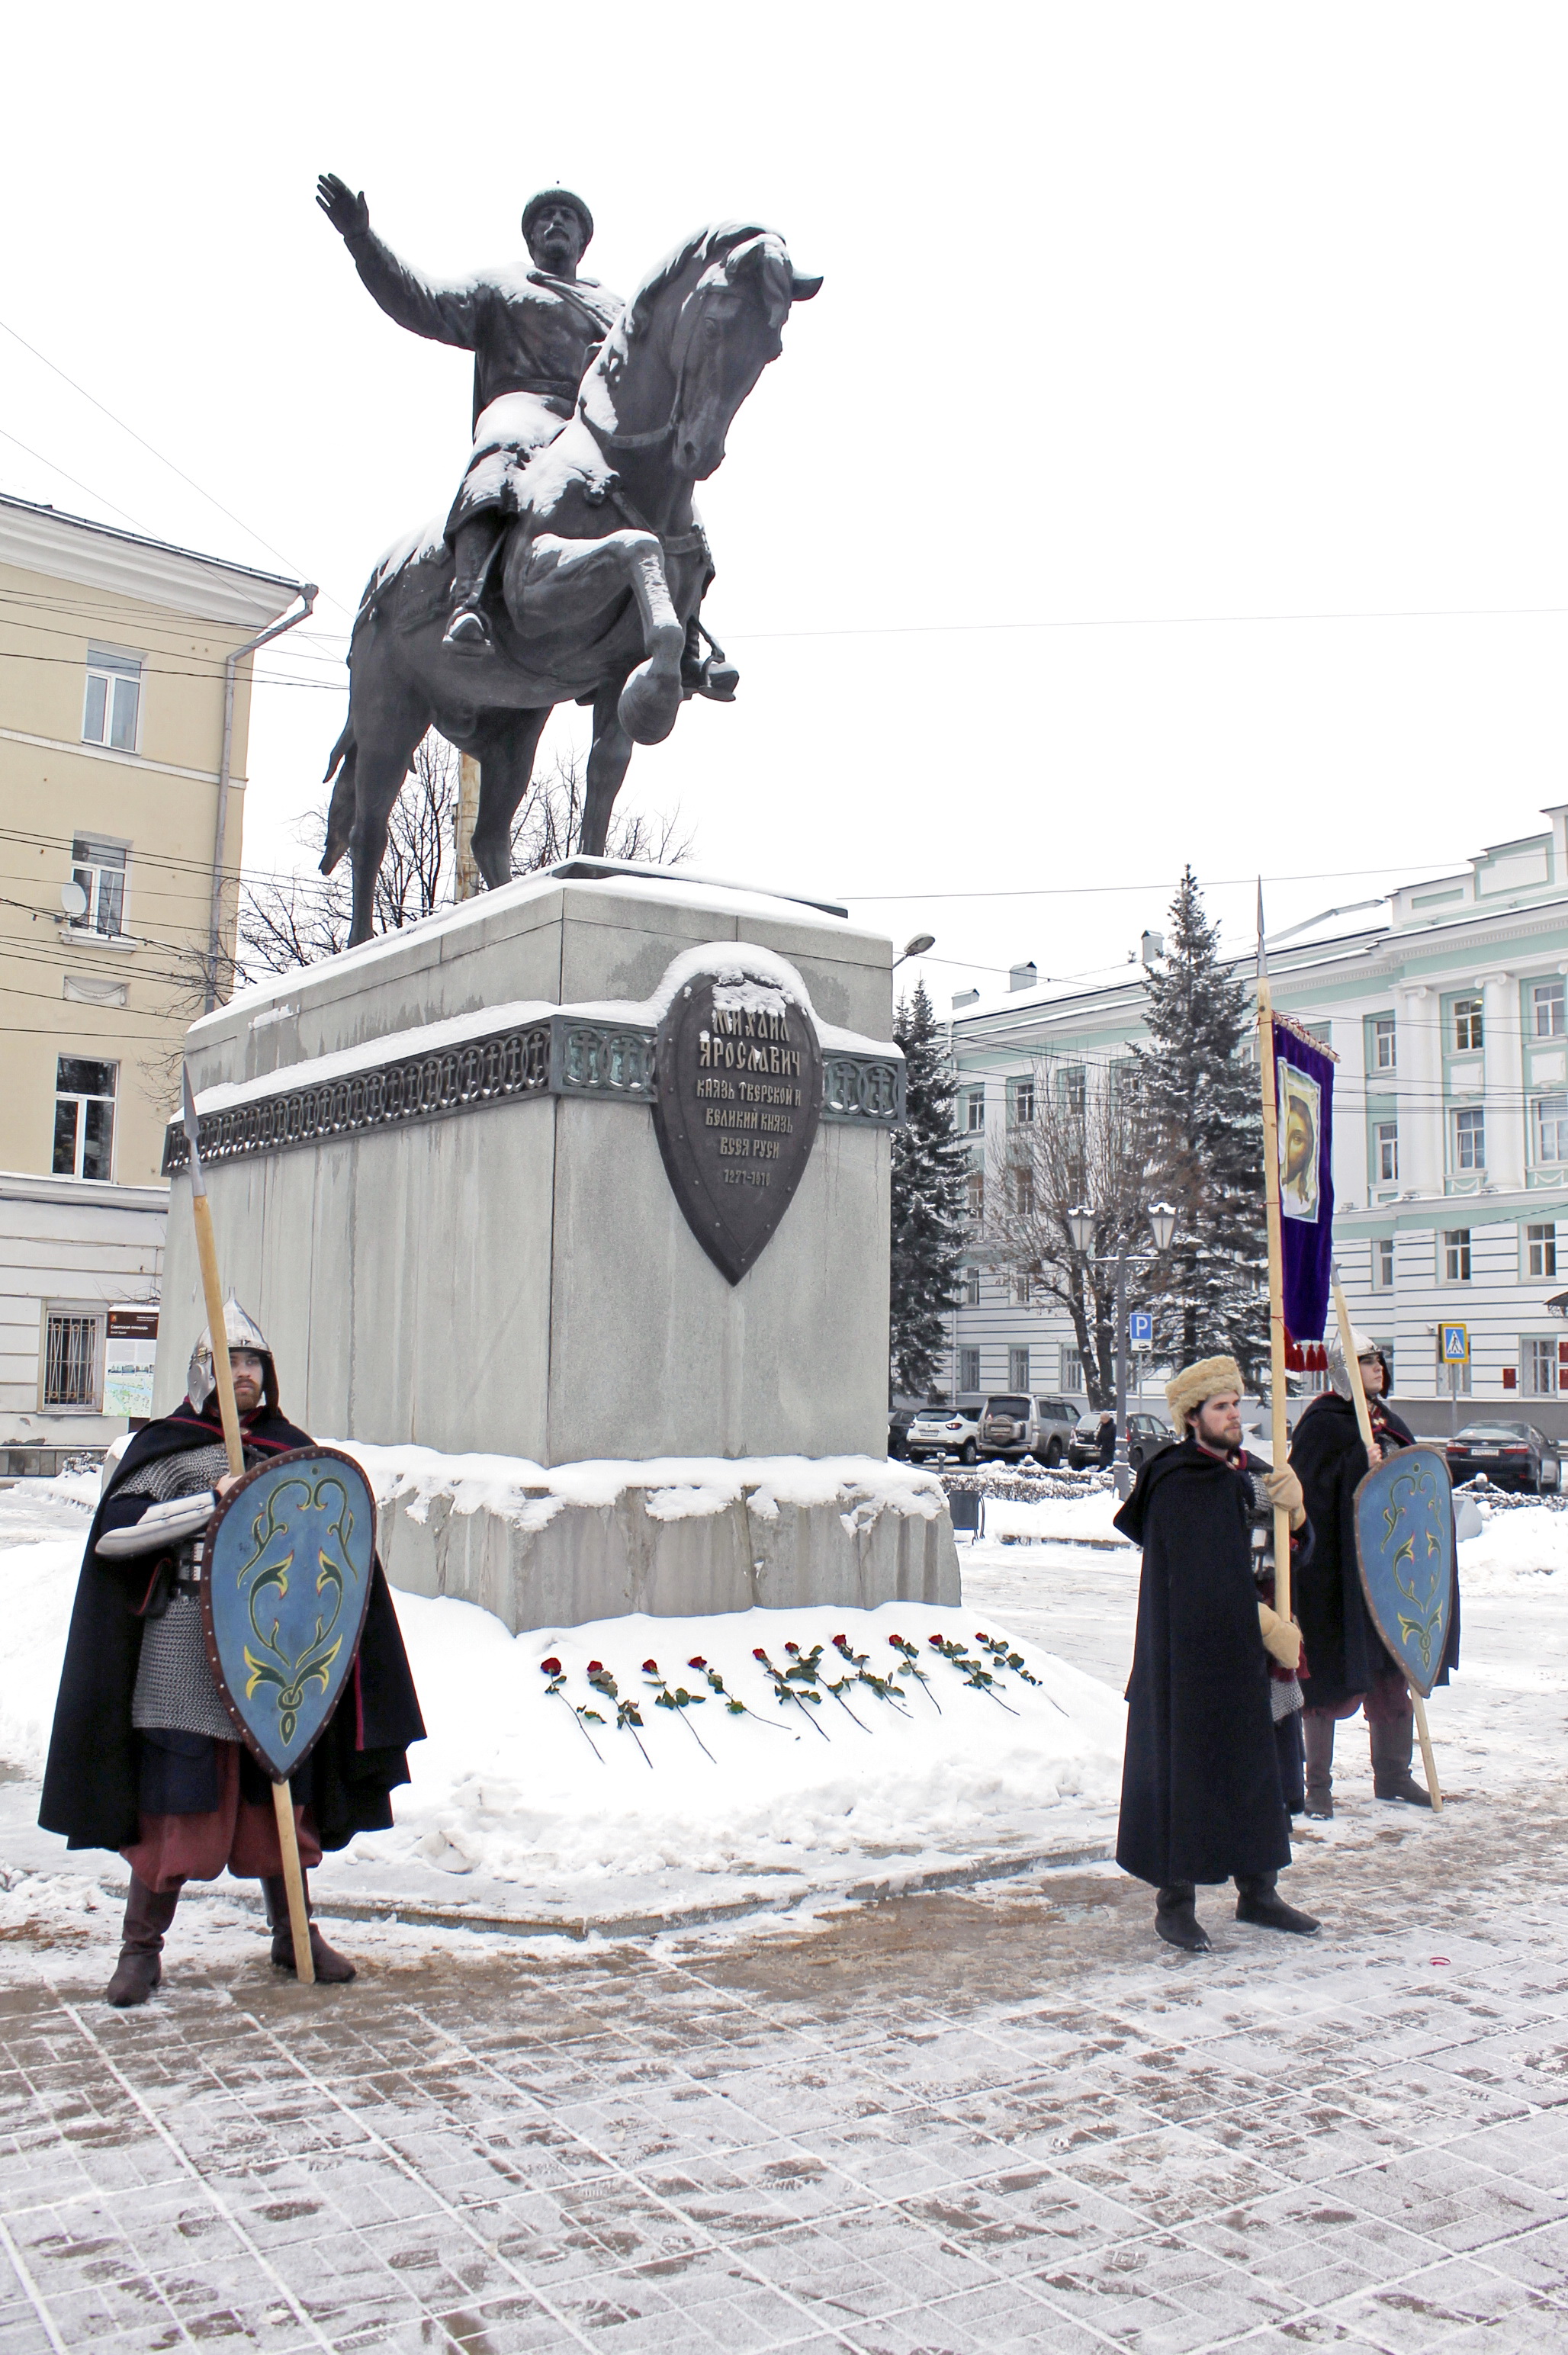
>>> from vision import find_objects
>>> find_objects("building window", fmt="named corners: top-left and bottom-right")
top-left (1527, 1222), bottom-right (1557, 1278)
top-left (1534, 979), bottom-right (1566, 1038)
top-left (43, 1312), bottom-right (101, 1409)
top-left (1534, 1094), bottom-right (1568, 1165)
top-left (962, 1267), bottom-right (981, 1307)
top-left (70, 837), bottom-right (128, 937)
top-left (1009, 1347), bottom-right (1030, 1391)
top-left (1453, 1107), bottom-right (1485, 1171)
top-left (1373, 1017), bottom-right (1397, 1071)
top-left (1011, 1077), bottom-right (1035, 1124)
top-left (1443, 1228), bottom-right (1472, 1282)
top-left (82, 644), bottom-right (143, 751)
top-left (1453, 996), bottom-right (1483, 1052)
top-left (962, 1087), bottom-right (985, 1133)
top-left (1374, 1121), bottom-right (1399, 1183)
top-left (1373, 1237), bottom-right (1395, 1289)
top-left (1013, 1170), bottom-right (1034, 1216)
top-left (958, 1347), bottom-right (980, 1394)
top-left (966, 1169), bottom-right (984, 1222)
top-left (52, 1057), bottom-right (116, 1180)
top-left (1059, 1344), bottom-right (1084, 1392)
top-left (1056, 1065), bottom-right (1086, 1113)
top-left (1524, 1338), bottom-right (1558, 1396)
top-left (1012, 1272), bottom-right (1031, 1306)
top-left (1300, 1021), bottom-right (1332, 1048)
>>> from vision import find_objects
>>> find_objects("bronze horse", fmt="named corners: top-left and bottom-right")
top-left (321, 222), bottom-right (820, 945)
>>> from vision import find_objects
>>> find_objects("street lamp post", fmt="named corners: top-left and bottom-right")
top-left (1067, 1200), bottom-right (1178, 1492)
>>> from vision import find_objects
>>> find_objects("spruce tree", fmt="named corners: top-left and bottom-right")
top-left (1136, 869), bottom-right (1269, 1385)
top-left (889, 982), bottom-right (970, 1399)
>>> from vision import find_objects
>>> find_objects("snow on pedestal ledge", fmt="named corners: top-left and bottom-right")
top-left (336, 1444), bottom-right (961, 1635)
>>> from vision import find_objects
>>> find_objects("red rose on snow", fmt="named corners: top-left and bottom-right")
top-left (642, 1658), bottom-right (659, 1672)
top-left (688, 1656), bottom-right (707, 1669)
top-left (785, 1643), bottom-right (800, 1656)
top-left (888, 1633), bottom-right (903, 1646)
top-left (586, 1660), bottom-right (603, 1674)
top-left (975, 1632), bottom-right (989, 1643)
top-left (928, 1634), bottom-right (943, 1649)
top-left (539, 1657), bottom-right (562, 1675)
top-left (832, 1634), bottom-right (847, 1647)
top-left (753, 1648), bottom-right (767, 1660)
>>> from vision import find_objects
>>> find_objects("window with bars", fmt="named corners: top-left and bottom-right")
top-left (1373, 1237), bottom-right (1395, 1289)
top-left (43, 1312), bottom-right (101, 1408)
top-left (1527, 1222), bottom-right (1558, 1278)
top-left (1453, 1107), bottom-right (1485, 1171)
top-left (1534, 979), bottom-right (1566, 1038)
top-left (52, 1057), bottom-right (116, 1181)
top-left (1524, 1338), bottom-right (1558, 1396)
top-left (69, 837), bottom-right (128, 936)
top-left (82, 644), bottom-right (142, 751)
top-left (1534, 1094), bottom-right (1568, 1165)
top-left (1373, 1017), bottom-right (1397, 1071)
top-left (1444, 1229), bottom-right (1472, 1282)
top-left (1375, 1121), bottom-right (1399, 1182)
top-left (1453, 996), bottom-right (1483, 1052)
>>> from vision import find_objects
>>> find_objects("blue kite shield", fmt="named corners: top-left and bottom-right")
top-left (201, 1447), bottom-right (377, 1782)
top-left (1351, 1444), bottom-right (1456, 1699)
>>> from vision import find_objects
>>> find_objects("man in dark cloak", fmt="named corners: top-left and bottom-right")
top-left (1115, 1355), bottom-right (1321, 1953)
top-left (1290, 1325), bottom-right (1459, 1815)
top-left (40, 1301), bottom-right (425, 2006)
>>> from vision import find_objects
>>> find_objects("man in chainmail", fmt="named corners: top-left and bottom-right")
top-left (40, 1301), bottom-right (424, 2007)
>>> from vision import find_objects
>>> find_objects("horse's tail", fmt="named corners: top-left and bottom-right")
top-left (320, 719), bottom-right (357, 876)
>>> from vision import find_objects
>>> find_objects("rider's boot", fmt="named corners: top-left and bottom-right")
top-left (680, 614), bottom-right (739, 702)
top-left (443, 518), bottom-right (503, 654)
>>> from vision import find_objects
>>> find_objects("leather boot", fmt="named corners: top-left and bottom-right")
top-left (442, 518), bottom-right (502, 653)
top-left (1155, 1883), bottom-right (1211, 1954)
top-left (105, 1875), bottom-right (181, 2006)
top-left (1235, 1872), bottom-right (1321, 1936)
top-left (262, 1875), bottom-right (356, 1983)
top-left (1370, 1713), bottom-right (1432, 1806)
top-left (1303, 1712), bottom-right (1335, 1819)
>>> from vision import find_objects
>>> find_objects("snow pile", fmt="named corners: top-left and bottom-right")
top-left (336, 1443), bottom-right (948, 1534)
top-left (1454, 1502), bottom-right (1568, 1594)
top-left (981, 1488), bottom-right (1133, 1547)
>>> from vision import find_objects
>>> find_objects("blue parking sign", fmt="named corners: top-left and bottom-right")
top-left (1129, 1311), bottom-right (1153, 1346)
top-left (1440, 1324), bottom-right (1469, 1365)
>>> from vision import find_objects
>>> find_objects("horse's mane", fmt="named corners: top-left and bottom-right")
top-left (621, 222), bottom-right (773, 343)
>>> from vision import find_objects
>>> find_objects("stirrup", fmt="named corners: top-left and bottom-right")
top-left (442, 602), bottom-right (493, 654)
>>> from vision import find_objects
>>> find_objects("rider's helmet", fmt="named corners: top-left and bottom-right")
top-left (522, 188), bottom-right (593, 252)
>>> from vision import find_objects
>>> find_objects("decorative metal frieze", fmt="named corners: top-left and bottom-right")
top-left (163, 1017), bottom-right (902, 1176)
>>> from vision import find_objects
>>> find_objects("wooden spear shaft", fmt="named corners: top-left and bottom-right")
top-left (1331, 1274), bottom-right (1444, 1814)
top-left (1255, 971), bottom-right (1293, 1621)
top-left (182, 1068), bottom-right (315, 1981)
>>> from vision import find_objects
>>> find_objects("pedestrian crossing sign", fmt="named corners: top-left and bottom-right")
top-left (1440, 1324), bottom-right (1470, 1365)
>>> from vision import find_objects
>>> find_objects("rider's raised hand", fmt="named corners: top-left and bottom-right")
top-left (316, 173), bottom-right (369, 239)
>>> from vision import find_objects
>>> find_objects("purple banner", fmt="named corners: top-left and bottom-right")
top-left (1271, 1020), bottom-right (1335, 1348)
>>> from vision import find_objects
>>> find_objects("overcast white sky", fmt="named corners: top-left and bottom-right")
top-left (5, 3), bottom-right (1566, 1010)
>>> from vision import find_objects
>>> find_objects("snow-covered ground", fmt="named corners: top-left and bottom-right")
top-left (3, 1471), bottom-right (1561, 1945)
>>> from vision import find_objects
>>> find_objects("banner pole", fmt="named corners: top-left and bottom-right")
top-left (1255, 892), bottom-right (1293, 1621)
top-left (182, 1065), bottom-right (316, 1979)
top-left (1332, 1271), bottom-right (1443, 1814)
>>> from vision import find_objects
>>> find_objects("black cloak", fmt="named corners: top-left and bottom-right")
top-left (1113, 1437), bottom-right (1293, 1888)
top-left (1290, 1393), bottom-right (1460, 1713)
top-left (39, 1398), bottom-right (426, 1856)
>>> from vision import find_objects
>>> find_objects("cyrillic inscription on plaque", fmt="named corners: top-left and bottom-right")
top-left (652, 960), bottom-right (824, 1284)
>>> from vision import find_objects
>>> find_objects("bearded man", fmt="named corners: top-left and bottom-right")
top-left (1115, 1355), bottom-right (1321, 1954)
top-left (40, 1303), bottom-right (425, 2006)
top-left (1290, 1325), bottom-right (1459, 1815)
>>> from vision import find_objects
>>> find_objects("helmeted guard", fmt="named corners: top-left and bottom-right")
top-left (40, 1301), bottom-right (425, 2006)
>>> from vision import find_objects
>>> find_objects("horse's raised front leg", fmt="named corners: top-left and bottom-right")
top-left (471, 708), bottom-right (551, 887)
top-left (512, 529), bottom-right (685, 746)
top-left (581, 686), bottom-right (635, 859)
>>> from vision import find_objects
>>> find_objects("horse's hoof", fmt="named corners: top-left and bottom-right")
top-left (618, 663), bottom-right (682, 745)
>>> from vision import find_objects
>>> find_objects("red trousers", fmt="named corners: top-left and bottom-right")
top-left (120, 1740), bottom-right (323, 1894)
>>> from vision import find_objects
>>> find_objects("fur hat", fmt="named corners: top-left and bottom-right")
top-left (1165, 1355), bottom-right (1245, 1429)
top-left (522, 188), bottom-right (593, 249)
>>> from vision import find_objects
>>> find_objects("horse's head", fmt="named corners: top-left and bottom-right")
top-left (584, 223), bottom-right (821, 480)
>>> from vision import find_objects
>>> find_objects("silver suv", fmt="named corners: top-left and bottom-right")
top-left (978, 1394), bottom-right (1078, 1466)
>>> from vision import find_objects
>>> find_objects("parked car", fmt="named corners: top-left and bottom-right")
top-left (977, 1394), bottom-right (1078, 1466)
top-left (1068, 1410), bottom-right (1175, 1470)
top-left (1444, 1422), bottom-right (1562, 1494)
top-left (905, 1398), bottom-right (983, 1465)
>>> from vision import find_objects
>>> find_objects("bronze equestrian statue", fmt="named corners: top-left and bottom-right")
top-left (316, 178), bottom-right (819, 946)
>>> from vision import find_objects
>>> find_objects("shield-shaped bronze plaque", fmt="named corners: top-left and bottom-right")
top-left (652, 963), bottom-right (824, 1284)
top-left (201, 1447), bottom-right (377, 1782)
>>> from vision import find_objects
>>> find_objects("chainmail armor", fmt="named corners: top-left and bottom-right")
top-left (123, 1440), bottom-right (258, 1742)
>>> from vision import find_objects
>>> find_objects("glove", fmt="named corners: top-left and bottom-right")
top-left (1258, 1603), bottom-right (1303, 1672)
top-left (1261, 1463), bottom-right (1306, 1531)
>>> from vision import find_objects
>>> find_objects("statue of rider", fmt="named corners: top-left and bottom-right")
top-left (317, 174), bottom-right (734, 695)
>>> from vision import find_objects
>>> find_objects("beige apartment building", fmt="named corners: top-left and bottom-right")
top-left (0, 493), bottom-right (310, 1462)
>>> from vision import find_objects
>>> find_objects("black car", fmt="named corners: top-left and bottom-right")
top-left (1444, 1421), bottom-right (1563, 1494)
top-left (1067, 1410), bottom-right (1174, 1471)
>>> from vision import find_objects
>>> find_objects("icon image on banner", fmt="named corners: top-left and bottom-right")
top-left (1128, 1311), bottom-right (1153, 1346)
top-left (1440, 1324), bottom-right (1470, 1365)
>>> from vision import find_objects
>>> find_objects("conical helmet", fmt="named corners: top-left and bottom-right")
top-left (187, 1297), bottom-right (276, 1415)
top-left (1325, 1322), bottom-right (1380, 1401)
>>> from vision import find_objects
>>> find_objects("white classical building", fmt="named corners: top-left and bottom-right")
top-left (946, 806), bottom-right (1568, 1430)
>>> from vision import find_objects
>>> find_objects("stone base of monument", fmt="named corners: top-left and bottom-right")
top-left (343, 1444), bottom-right (959, 1633)
top-left (159, 862), bottom-right (949, 1619)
